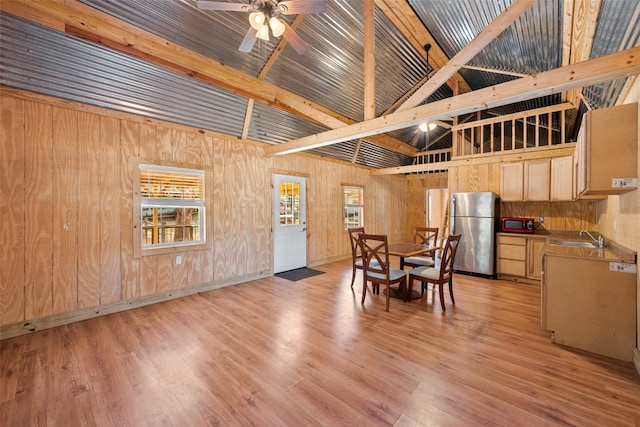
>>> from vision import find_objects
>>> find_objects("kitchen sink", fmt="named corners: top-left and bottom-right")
top-left (548, 239), bottom-right (598, 248)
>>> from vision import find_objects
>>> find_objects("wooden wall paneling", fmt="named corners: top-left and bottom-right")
top-left (313, 161), bottom-right (331, 261)
top-left (138, 123), bottom-right (157, 162)
top-left (138, 122), bottom-right (157, 297)
top-left (140, 255), bottom-right (158, 296)
top-left (447, 166), bottom-right (459, 193)
top-left (202, 134), bottom-right (215, 284)
top-left (173, 253), bottom-right (188, 289)
top-left (187, 251), bottom-right (203, 287)
top-left (467, 163), bottom-right (483, 192)
top-left (157, 126), bottom-right (172, 163)
top-left (77, 111), bottom-right (101, 309)
top-left (120, 120), bottom-right (140, 300)
top-left (99, 116), bottom-right (122, 305)
top-left (212, 138), bottom-right (270, 280)
top-left (0, 95), bottom-right (26, 325)
top-left (186, 130), bottom-right (201, 164)
top-left (561, 201), bottom-right (580, 231)
top-left (171, 128), bottom-right (188, 164)
top-left (52, 107), bottom-right (79, 314)
top-left (156, 253), bottom-right (173, 293)
top-left (546, 202), bottom-right (567, 231)
top-left (488, 162), bottom-right (501, 194)
top-left (404, 179), bottom-right (425, 242)
top-left (211, 137), bottom-right (227, 279)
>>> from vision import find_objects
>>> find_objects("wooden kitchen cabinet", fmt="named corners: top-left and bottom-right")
top-left (550, 156), bottom-right (574, 201)
top-left (526, 236), bottom-right (546, 279)
top-left (497, 234), bottom-right (527, 278)
top-left (576, 102), bottom-right (638, 196)
top-left (524, 159), bottom-right (550, 201)
top-left (497, 233), bottom-right (546, 283)
top-left (500, 160), bottom-right (551, 201)
top-left (500, 162), bottom-right (524, 201)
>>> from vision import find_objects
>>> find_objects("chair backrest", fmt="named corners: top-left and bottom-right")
top-left (414, 226), bottom-right (439, 246)
top-left (414, 226), bottom-right (439, 259)
top-left (347, 227), bottom-right (365, 261)
top-left (438, 234), bottom-right (461, 280)
top-left (358, 233), bottom-right (390, 276)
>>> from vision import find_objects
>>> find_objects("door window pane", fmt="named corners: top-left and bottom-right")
top-left (279, 181), bottom-right (301, 226)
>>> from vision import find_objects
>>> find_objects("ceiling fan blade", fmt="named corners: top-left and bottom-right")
top-left (281, 21), bottom-right (308, 55)
top-left (196, 1), bottom-right (250, 12)
top-left (277, 0), bottom-right (327, 15)
top-left (239, 27), bottom-right (258, 52)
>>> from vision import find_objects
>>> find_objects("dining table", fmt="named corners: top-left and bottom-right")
top-left (386, 242), bottom-right (439, 300)
top-left (387, 242), bottom-right (438, 270)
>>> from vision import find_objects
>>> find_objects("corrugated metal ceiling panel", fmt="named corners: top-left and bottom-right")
top-left (1, 12), bottom-right (246, 136)
top-left (583, 0), bottom-right (640, 109)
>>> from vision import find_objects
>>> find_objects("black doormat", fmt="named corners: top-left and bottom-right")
top-left (275, 267), bottom-right (325, 281)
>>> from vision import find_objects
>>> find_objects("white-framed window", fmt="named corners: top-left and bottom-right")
top-left (343, 186), bottom-right (364, 229)
top-left (139, 164), bottom-right (205, 250)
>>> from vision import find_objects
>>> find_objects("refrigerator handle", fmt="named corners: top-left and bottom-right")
top-left (451, 196), bottom-right (456, 234)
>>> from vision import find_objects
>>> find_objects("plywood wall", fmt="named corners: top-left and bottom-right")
top-left (0, 89), bottom-right (406, 329)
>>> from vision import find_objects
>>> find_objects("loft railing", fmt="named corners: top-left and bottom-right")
top-left (452, 103), bottom-right (574, 158)
top-left (412, 148), bottom-right (452, 174)
top-left (406, 103), bottom-right (575, 175)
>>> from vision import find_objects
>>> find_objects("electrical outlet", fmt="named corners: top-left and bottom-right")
top-left (176, 255), bottom-right (182, 265)
top-left (539, 217), bottom-right (544, 224)
top-left (609, 263), bottom-right (637, 274)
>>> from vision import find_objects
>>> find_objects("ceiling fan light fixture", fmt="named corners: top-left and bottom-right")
top-left (248, 11), bottom-right (266, 30)
top-left (269, 17), bottom-right (285, 37)
top-left (256, 24), bottom-right (270, 41)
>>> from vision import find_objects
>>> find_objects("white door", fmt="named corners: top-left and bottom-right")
top-left (273, 174), bottom-right (307, 273)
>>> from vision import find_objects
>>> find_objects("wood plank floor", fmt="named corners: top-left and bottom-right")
top-left (2, 258), bottom-right (640, 426)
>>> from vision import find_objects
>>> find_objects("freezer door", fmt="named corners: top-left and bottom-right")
top-left (451, 192), bottom-right (498, 218)
top-left (452, 216), bottom-right (496, 276)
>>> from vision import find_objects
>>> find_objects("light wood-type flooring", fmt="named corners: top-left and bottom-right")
top-left (2, 258), bottom-right (640, 426)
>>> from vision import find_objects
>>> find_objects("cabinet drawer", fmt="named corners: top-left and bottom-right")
top-left (498, 244), bottom-right (526, 261)
top-left (497, 259), bottom-right (526, 277)
top-left (498, 235), bottom-right (526, 246)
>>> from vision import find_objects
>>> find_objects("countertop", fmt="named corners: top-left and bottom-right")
top-left (498, 230), bottom-right (637, 263)
top-left (544, 233), bottom-right (636, 263)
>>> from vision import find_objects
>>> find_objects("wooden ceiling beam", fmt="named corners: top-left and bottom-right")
top-left (0, 0), bottom-right (418, 157)
top-left (374, 0), bottom-right (472, 95)
top-left (397, 0), bottom-right (537, 111)
top-left (562, 0), bottom-right (603, 108)
top-left (264, 46), bottom-right (640, 156)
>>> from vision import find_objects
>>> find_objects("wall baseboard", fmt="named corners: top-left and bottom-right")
top-left (634, 347), bottom-right (640, 376)
top-left (0, 270), bottom-right (270, 340)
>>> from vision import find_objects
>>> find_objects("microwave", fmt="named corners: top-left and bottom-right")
top-left (501, 217), bottom-right (535, 233)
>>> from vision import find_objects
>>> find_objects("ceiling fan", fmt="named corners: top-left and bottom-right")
top-left (196, 0), bottom-right (327, 54)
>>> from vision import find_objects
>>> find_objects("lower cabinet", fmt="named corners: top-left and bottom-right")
top-left (497, 233), bottom-right (546, 283)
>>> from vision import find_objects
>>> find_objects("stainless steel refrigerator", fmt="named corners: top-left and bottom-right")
top-left (450, 192), bottom-right (500, 277)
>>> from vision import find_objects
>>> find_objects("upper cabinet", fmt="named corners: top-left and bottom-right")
top-left (500, 159), bottom-right (551, 201)
top-left (500, 162), bottom-right (524, 201)
top-left (550, 156), bottom-right (574, 201)
top-left (524, 159), bottom-right (550, 201)
top-left (576, 103), bottom-right (638, 197)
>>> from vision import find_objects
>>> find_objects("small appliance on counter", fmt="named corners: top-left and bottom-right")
top-left (501, 217), bottom-right (535, 233)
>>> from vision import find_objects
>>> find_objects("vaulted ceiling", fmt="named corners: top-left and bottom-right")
top-left (1, 0), bottom-right (639, 172)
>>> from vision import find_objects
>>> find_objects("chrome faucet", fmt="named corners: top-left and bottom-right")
top-left (579, 230), bottom-right (604, 248)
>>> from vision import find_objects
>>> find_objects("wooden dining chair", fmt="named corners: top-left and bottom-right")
top-left (407, 234), bottom-right (461, 311)
top-left (358, 233), bottom-right (408, 312)
top-left (403, 226), bottom-right (439, 269)
top-left (347, 227), bottom-right (365, 288)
